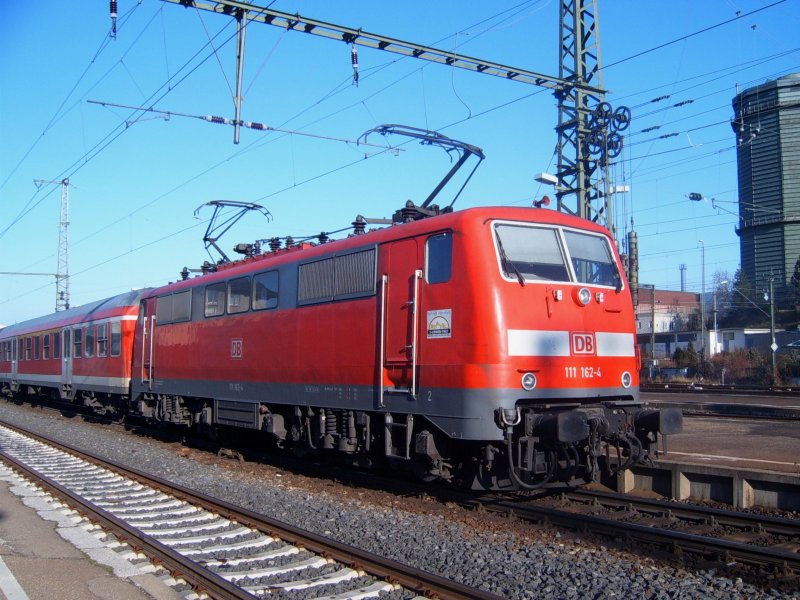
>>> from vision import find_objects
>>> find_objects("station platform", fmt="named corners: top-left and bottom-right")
top-left (0, 465), bottom-right (183, 600)
top-left (643, 391), bottom-right (800, 475)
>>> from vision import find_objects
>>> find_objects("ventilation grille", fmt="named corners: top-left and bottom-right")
top-left (298, 247), bottom-right (376, 306)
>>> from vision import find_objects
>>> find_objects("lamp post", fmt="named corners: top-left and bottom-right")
top-left (700, 240), bottom-right (706, 360)
top-left (766, 278), bottom-right (777, 376)
top-left (728, 282), bottom-right (777, 377)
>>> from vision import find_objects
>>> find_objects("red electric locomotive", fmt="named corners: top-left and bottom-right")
top-left (0, 125), bottom-right (681, 491)
top-left (124, 203), bottom-right (679, 490)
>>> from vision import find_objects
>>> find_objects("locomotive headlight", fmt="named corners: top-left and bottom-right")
top-left (521, 372), bottom-right (537, 391)
top-left (621, 371), bottom-right (632, 388)
top-left (575, 287), bottom-right (592, 306)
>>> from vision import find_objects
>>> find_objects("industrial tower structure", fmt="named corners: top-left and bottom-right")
top-left (732, 73), bottom-right (800, 300)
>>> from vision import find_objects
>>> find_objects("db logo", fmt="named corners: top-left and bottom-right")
top-left (231, 339), bottom-right (243, 359)
top-left (570, 332), bottom-right (596, 355)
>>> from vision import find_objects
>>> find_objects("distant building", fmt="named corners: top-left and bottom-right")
top-left (636, 289), bottom-right (700, 359)
top-left (731, 73), bottom-right (800, 299)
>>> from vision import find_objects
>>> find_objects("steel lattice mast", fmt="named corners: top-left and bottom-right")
top-left (31, 178), bottom-right (71, 311)
top-left (556, 0), bottom-right (604, 224)
top-left (55, 178), bottom-right (70, 311)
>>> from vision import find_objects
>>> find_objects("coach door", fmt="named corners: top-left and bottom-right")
top-left (62, 328), bottom-right (72, 386)
top-left (381, 238), bottom-right (423, 400)
top-left (11, 338), bottom-right (18, 380)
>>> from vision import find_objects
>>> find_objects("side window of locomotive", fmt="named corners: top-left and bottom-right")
top-left (494, 224), bottom-right (569, 282)
top-left (156, 295), bottom-right (173, 325)
top-left (110, 321), bottom-right (121, 356)
top-left (73, 329), bottom-right (82, 359)
top-left (205, 282), bottom-right (226, 317)
top-left (253, 271), bottom-right (279, 310)
top-left (563, 230), bottom-right (620, 288)
top-left (85, 326), bottom-right (95, 358)
top-left (227, 277), bottom-right (251, 314)
top-left (53, 332), bottom-right (61, 360)
top-left (97, 324), bottom-right (108, 357)
top-left (172, 290), bottom-right (192, 322)
top-left (426, 232), bottom-right (452, 284)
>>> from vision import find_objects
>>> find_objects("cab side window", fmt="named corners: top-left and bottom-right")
top-left (426, 232), bottom-right (452, 284)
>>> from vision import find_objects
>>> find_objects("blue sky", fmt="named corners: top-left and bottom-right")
top-left (1, 0), bottom-right (799, 324)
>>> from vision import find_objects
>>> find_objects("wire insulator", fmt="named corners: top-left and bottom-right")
top-left (110, 0), bottom-right (118, 39)
top-left (350, 45), bottom-right (359, 87)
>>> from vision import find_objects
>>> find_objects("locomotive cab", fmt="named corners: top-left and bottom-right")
top-left (463, 214), bottom-right (681, 489)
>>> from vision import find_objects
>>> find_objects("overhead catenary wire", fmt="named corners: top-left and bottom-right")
top-left (602, 0), bottom-right (788, 70)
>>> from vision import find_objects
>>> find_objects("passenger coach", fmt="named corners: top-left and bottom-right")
top-left (0, 291), bottom-right (146, 410)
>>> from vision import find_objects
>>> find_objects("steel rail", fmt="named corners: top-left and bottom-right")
top-left (0, 451), bottom-right (255, 600)
top-left (0, 419), bottom-right (502, 600)
top-left (564, 489), bottom-right (800, 537)
top-left (642, 383), bottom-right (800, 397)
top-left (483, 497), bottom-right (800, 574)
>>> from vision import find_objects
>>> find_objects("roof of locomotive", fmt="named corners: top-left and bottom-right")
top-left (0, 289), bottom-right (151, 338)
top-left (145, 205), bottom-right (615, 297)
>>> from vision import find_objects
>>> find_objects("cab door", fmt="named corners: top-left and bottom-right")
top-left (381, 239), bottom-right (422, 397)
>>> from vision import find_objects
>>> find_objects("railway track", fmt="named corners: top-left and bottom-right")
top-left (0, 420), bottom-right (501, 600)
top-left (472, 489), bottom-right (800, 579)
top-left (2, 401), bottom-right (798, 592)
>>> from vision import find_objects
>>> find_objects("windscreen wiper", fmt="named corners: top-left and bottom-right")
top-left (495, 233), bottom-right (526, 287)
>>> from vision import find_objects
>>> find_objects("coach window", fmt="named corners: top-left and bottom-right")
top-left (19, 339), bottom-right (24, 361)
top-left (227, 277), bottom-right (251, 314)
top-left (426, 232), bottom-right (452, 284)
top-left (64, 329), bottom-right (71, 359)
top-left (43, 334), bottom-right (50, 360)
top-left (97, 323), bottom-right (108, 357)
top-left (53, 332), bottom-right (61, 360)
top-left (73, 328), bottom-right (82, 358)
top-left (110, 322), bottom-right (121, 357)
top-left (34, 336), bottom-right (41, 360)
top-left (85, 326), bottom-right (95, 358)
top-left (204, 282), bottom-right (226, 317)
top-left (253, 271), bottom-right (279, 310)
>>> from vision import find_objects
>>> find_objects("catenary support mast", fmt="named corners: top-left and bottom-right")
top-left (161, 0), bottom-right (613, 230)
top-left (556, 0), bottom-right (606, 226)
top-left (33, 178), bottom-right (71, 311)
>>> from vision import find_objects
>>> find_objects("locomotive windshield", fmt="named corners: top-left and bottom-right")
top-left (494, 223), bottom-right (620, 287)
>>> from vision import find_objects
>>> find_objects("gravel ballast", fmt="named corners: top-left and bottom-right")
top-left (0, 401), bottom-right (795, 599)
